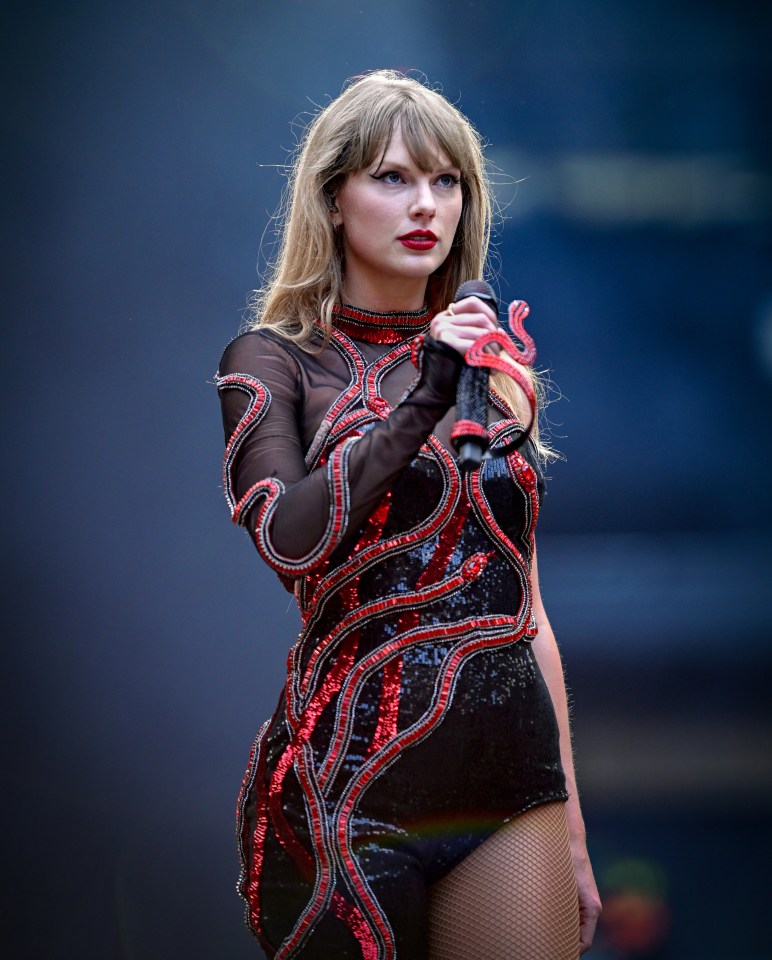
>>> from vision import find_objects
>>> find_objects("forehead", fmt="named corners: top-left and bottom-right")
top-left (373, 124), bottom-right (455, 171)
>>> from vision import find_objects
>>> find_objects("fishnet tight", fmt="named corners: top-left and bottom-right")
top-left (427, 802), bottom-right (579, 960)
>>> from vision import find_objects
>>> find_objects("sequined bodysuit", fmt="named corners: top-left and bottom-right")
top-left (216, 306), bottom-right (566, 959)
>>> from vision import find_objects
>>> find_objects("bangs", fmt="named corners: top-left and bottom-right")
top-left (399, 99), bottom-right (474, 173)
top-left (345, 90), bottom-right (477, 176)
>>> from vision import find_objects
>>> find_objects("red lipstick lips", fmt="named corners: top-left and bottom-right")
top-left (398, 230), bottom-right (438, 250)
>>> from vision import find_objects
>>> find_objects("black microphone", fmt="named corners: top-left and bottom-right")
top-left (451, 280), bottom-right (498, 470)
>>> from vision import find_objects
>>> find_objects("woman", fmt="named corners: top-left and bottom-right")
top-left (216, 70), bottom-right (600, 959)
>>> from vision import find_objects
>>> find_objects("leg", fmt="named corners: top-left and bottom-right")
top-left (254, 817), bottom-right (430, 958)
top-left (427, 801), bottom-right (579, 960)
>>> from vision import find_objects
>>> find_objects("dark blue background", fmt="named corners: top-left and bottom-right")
top-left (4, 1), bottom-right (770, 957)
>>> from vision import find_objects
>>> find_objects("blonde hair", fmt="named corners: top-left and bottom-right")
top-left (249, 69), bottom-right (553, 458)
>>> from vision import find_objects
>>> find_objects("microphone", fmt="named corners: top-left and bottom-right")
top-left (451, 279), bottom-right (498, 470)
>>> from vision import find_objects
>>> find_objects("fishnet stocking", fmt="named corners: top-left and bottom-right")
top-left (427, 802), bottom-right (579, 960)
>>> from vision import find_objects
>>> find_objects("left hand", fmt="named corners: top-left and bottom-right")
top-left (428, 295), bottom-right (498, 357)
top-left (570, 835), bottom-right (602, 954)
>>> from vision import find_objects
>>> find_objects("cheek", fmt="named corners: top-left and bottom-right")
top-left (444, 190), bottom-right (463, 222)
top-left (346, 197), bottom-right (398, 238)
top-left (447, 200), bottom-right (463, 237)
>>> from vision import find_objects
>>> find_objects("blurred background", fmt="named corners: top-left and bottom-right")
top-left (3, 0), bottom-right (770, 957)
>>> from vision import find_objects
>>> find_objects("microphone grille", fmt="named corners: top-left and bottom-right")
top-left (454, 280), bottom-right (498, 312)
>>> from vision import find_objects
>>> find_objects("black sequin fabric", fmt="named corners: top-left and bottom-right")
top-left (216, 307), bottom-right (566, 958)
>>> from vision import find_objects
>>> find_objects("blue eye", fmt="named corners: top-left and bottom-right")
top-left (371, 171), bottom-right (403, 184)
top-left (437, 174), bottom-right (461, 188)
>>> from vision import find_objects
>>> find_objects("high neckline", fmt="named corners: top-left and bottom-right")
top-left (332, 303), bottom-right (432, 344)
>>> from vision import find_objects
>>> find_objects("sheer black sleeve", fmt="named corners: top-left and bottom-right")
top-left (216, 331), bottom-right (462, 580)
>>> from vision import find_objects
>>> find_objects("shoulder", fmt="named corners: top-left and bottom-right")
top-left (217, 329), bottom-right (303, 380)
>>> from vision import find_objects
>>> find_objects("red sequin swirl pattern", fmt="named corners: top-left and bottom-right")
top-left (216, 313), bottom-right (561, 959)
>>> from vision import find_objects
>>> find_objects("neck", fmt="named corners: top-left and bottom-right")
top-left (332, 303), bottom-right (432, 344)
top-left (341, 275), bottom-right (429, 314)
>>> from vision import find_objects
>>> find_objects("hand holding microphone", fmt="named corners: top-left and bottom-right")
top-left (430, 279), bottom-right (537, 469)
top-left (446, 280), bottom-right (499, 469)
top-left (428, 282), bottom-right (499, 358)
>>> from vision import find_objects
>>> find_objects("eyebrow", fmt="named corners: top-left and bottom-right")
top-left (371, 157), bottom-right (461, 175)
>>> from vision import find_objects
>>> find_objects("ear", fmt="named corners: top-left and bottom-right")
top-left (324, 189), bottom-right (342, 225)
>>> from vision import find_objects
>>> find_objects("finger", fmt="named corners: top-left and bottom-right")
top-left (445, 312), bottom-right (497, 334)
top-left (430, 323), bottom-right (497, 348)
top-left (430, 331), bottom-right (492, 357)
top-left (451, 295), bottom-right (497, 324)
top-left (431, 314), bottom-right (497, 340)
top-left (578, 912), bottom-right (600, 955)
top-left (439, 306), bottom-right (494, 323)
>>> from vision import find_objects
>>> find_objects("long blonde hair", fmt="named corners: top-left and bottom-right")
top-left (249, 69), bottom-right (553, 458)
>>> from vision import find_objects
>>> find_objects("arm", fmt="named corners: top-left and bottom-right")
top-left (216, 331), bottom-right (463, 577)
top-left (529, 546), bottom-right (602, 955)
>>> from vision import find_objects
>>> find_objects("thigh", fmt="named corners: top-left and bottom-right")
top-left (257, 826), bottom-right (430, 958)
top-left (427, 801), bottom-right (579, 960)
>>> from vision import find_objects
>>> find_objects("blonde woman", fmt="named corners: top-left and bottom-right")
top-left (216, 70), bottom-right (600, 959)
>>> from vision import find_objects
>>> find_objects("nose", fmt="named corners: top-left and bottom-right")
top-left (409, 178), bottom-right (436, 220)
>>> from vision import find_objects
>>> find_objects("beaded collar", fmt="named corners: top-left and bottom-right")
top-left (331, 303), bottom-right (432, 344)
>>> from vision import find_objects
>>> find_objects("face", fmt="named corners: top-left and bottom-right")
top-left (331, 125), bottom-right (463, 307)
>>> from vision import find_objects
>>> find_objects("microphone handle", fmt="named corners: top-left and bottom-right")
top-left (455, 363), bottom-right (490, 469)
top-left (450, 279), bottom-right (498, 470)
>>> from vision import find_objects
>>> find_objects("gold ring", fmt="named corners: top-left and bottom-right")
top-left (446, 303), bottom-right (455, 316)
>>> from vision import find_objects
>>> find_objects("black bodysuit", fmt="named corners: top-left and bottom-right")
top-left (216, 305), bottom-right (566, 959)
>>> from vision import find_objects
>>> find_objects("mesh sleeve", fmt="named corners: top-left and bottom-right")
top-left (216, 331), bottom-right (462, 579)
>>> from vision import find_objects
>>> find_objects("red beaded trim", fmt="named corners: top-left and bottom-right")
top-left (262, 656), bottom-right (385, 955)
top-left (296, 492), bottom-right (391, 625)
top-left (331, 303), bottom-right (431, 344)
top-left (305, 334), bottom-right (364, 470)
top-left (324, 410), bottom-right (373, 450)
top-left (229, 313), bottom-right (549, 956)
top-left (410, 334), bottom-right (425, 369)
top-left (488, 417), bottom-right (527, 447)
top-left (459, 302), bottom-right (538, 456)
top-left (464, 330), bottom-right (535, 409)
top-left (236, 719), bottom-right (271, 943)
top-left (364, 342), bottom-right (411, 415)
top-left (273, 747), bottom-right (333, 954)
top-left (328, 621), bottom-right (525, 958)
top-left (450, 419), bottom-right (489, 442)
top-left (273, 745), bottom-right (382, 959)
top-left (215, 371), bottom-right (272, 521)
top-left (259, 619), bottom-right (529, 959)
top-left (250, 437), bottom-right (356, 575)
top-left (301, 553), bottom-right (490, 706)
top-left (466, 467), bottom-right (532, 633)
top-left (505, 450), bottom-right (539, 550)
top-left (281, 749), bottom-right (386, 958)
top-left (295, 438), bottom-right (460, 651)
top-left (319, 560), bottom-right (497, 783)
top-left (328, 619), bottom-right (521, 792)
top-left (507, 299), bottom-right (537, 364)
top-left (367, 487), bottom-right (471, 755)
top-left (308, 340), bottom-right (416, 456)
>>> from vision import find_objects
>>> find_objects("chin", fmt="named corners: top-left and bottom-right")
top-left (396, 256), bottom-right (445, 278)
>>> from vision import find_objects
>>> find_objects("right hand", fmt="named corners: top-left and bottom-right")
top-left (429, 296), bottom-right (498, 357)
top-left (570, 835), bottom-right (602, 954)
